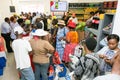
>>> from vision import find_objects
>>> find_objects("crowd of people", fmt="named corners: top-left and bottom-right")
top-left (0, 11), bottom-right (120, 80)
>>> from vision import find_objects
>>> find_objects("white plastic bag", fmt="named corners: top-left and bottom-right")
top-left (61, 39), bottom-right (66, 48)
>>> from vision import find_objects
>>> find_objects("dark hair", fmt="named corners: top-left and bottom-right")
top-left (90, 11), bottom-right (95, 16)
top-left (17, 18), bottom-right (24, 25)
top-left (4, 17), bottom-right (9, 22)
top-left (85, 37), bottom-right (97, 51)
top-left (52, 19), bottom-right (58, 25)
top-left (107, 34), bottom-right (119, 42)
top-left (10, 16), bottom-right (15, 22)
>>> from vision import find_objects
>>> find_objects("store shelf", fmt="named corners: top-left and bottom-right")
top-left (94, 14), bottom-right (115, 52)
top-left (69, 6), bottom-right (99, 21)
top-left (86, 28), bottom-right (98, 36)
top-left (102, 29), bottom-right (111, 35)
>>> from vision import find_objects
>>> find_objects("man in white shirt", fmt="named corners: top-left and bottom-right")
top-left (12, 26), bottom-right (35, 80)
top-left (68, 13), bottom-right (78, 25)
top-left (1, 17), bottom-right (13, 53)
top-left (93, 50), bottom-right (120, 80)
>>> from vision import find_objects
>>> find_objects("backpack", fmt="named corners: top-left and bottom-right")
top-left (77, 53), bottom-right (100, 80)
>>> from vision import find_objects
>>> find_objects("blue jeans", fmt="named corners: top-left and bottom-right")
top-left (34, 63), bottom-right (49, 80)
top-left (19, 67), bottom-right (35, 80)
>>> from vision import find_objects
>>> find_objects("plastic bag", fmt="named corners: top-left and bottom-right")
top-left (53, 51), bottom-right (61, 65)
top-left (61, 40), bottom-right (66, 48)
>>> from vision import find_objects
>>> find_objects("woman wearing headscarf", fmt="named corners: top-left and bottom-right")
top-left (29, 29), bottom-right (54, 80)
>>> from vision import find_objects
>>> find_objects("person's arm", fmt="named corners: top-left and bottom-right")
top-left (97, 46), bottom-right (109, 59)
top-left (44, 41), bottom-right (55, 54)
top-left (59, 27), bottom-right (69, 41)
top-left (3, 38), bottom-right (7, 52)
top-left (65, 32), bottom-right (71, 43)
top-left (26, 40), bottom-right (32, 55)
top-left (108, 51), bottom-right (120, 65)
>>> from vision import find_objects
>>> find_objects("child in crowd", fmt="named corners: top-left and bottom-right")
top-left (70, 37), bottom-right (99, 80)
top-left (94, 50), bottom-right (120, 80)
top-left (97, 34), bottom-right (120, 75)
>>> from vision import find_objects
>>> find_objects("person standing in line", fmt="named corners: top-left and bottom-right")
top-left (29, 29), bottom-right (54, 80)
top-left (47, 15), bottom-right (52, 31)
top-left (68, 13), bottom-right (78, 25)
top-left (62, 12), bottom-right (70, 26)
top-left (56, 20), bottom-right (69, 60)
top-left (12, 26), bottom-right (35, 80)
top-left (1, 17), bottom-right (13, 53)
top-left (50, 19), bottom-right (58, 48)
top-left (10, 16), bottom-right (19, 41)
top-left (62, 21), bottom-right (78, 63)
top-left (0, 32), bottom-right (7, 78)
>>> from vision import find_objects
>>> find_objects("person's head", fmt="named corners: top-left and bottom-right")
top-left (32, 12), bottom-right (36, 17)
top-left (17, 18), bottom-right (24, 26)
top-left (52, 19), bottom-right (58, 26)
top-left (107, 34), bottom-right (119, 50)
top-left (84, 37), bottom-right (97, 53)
top-left (35, 17), bottom-right (41, 23)
top-left (14, 26), bottom-right (24, 38)
top-left (57, 20), bottom-right (65, 28)
top-left (32, 29), bottom-right (48, 39)
top-left (67, 21), bottom-right (76, 30)
top-left (65, 12), bottom-right (69, 16)
top-left (10, 16), bottom-right (17, 23)
top-left (90, 11), bottom-right (95, 17)
top-left (4, 17), bottom-right (10, 23)
top-left (72, 13), bottom-right (76, 18)
top-left (48, 15), bottom-right (52, 19)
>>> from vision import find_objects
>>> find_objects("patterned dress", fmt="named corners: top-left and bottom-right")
top-left (56, 27), bottom-right (69, 60)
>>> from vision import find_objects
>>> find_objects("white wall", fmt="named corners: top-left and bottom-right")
top-left (0, 0), bottom-right (19, 23)
top-left (18, 0), bottom-right (51, 14)
top-left (0, 0), bottom-right (118, 23)
top-left (0, 0), bottom-right (11, 23)
top-left (112, 0), bottom-right (120, 37)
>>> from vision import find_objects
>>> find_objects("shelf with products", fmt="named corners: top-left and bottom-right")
top-left (69, 7), bottom-right (99, 21)
top-left (86, 13), bottom-right (115, 52)
top-left (103, 1), bottom-right (117, 14)
top-left (103, 1), bottom-right (118, 9)
top-left (86, 28), bottom-right (98, 36)
top-left (101, 14), bottom-right (114, 35)
top-left (97, 14), bottom-right (115, 51)
top-left (68, 3), bottom-right (101, 21)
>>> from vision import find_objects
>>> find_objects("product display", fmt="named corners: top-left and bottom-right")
top-left (69, 7), bottom-right (99, 21)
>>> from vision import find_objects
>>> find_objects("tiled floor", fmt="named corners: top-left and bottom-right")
top-left (0, 53), bottom-right (19, 80)
top-left (0, 53), bottom-right (68, 80)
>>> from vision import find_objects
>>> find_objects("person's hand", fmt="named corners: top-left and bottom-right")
top-left (104, 58), bottom-right (111, 65)
top-left (59, 37), bottom-right (65, 41)
top-left (46, 53), bottom-right (52, 57)
top-left (99, 54), bottom-right (105, 59)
